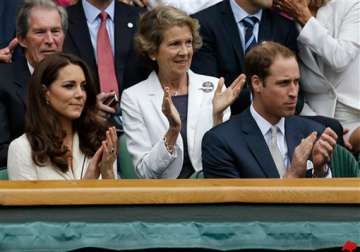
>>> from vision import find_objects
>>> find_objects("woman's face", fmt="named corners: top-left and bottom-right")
top-left (153, 25), bottom-right (193, 79)
top-left (45, 63), bottom-right (87, 123)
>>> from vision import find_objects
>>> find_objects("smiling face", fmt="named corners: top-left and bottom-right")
top-left (252, 56), bottom-right (300, 124)
top-left (152, 25), bottom-right (193, 80)
top-left (18, 7), bottom-right (64, 67)
top-left (45, 64), bottom-right (87, 126)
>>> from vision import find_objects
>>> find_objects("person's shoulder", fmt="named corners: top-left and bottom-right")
top-left (288, 115), bottom-right (325, 132)
top-left (115, 0), bottom-right (144, 16)
top-left (192, 0), bottom-right (224, 20)
top-left (265, 8), bottom-right (296, 26)
top-left (122, 72), bottom-right (155, 97)
top-left (207, 112), bottom-right (245, 137)
top-left (189, 70), bottom-right (219, 84)
top-left (9, 134), bottom-right (30, 151)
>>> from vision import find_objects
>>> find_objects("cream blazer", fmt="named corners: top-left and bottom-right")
top-left (298, 0), bottom-right (360, 117)
top-left (121, 70), bottom-right (230, 179)
top-left (7, 133), bottom-right (117, 180)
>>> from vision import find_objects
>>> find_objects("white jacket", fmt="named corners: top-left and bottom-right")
top-left (121, 70), bottom-right (230, 178)
top-left (298, 0), bottom-right (360, 117)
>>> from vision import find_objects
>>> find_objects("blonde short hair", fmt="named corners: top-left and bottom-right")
top-left (134, 6), bottom-right (202, 68)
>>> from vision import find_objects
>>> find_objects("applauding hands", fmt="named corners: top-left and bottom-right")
top-left (84, 127), bottom-right (118, 179)
top-left (212, 74), bottom-right (246, 126)
top-left (285, 127), bottom-right (337, 178)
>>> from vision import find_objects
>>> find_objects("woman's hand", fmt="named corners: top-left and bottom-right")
top-left (273, 0), bottom-right (313, 26)
top-left (83, 127), bottom-right (117, 179)
top-left (99, 127), bottom-right (118, 179)
top-left (83, 145), bottom-right (103, 179)
top-left (212, 74), bottom-right (246, 126)
top-left (119, 0), bottom-right (149, 7)
top-left (162, 86), bottom-right (181, 130)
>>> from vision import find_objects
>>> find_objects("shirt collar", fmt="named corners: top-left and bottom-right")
top-left (229, 0), bottom-right (263, 23)
top-left (250, 104), bottom-right (285, 137)
top-left (82, 0), bottom-right (115, 23)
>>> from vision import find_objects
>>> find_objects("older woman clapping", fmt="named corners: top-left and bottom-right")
top-left (121, 6), bottom-right (245, 179)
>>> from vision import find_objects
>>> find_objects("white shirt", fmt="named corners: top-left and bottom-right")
top-left (229, 0), bottom-right (262, 53)
top-left (250, 105), bottom-right (289, 169)
top-left (82, 0), bottom-right (115, 59)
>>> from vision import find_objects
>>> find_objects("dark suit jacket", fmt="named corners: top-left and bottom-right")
top-left (0, 55), bottom-right (30, 166)
top-left (191, 0), bottom-right (299, 114)
top-left (202, 109), bottom-right (325, 178)
top-left (64, 1), bottom-right (150, 94)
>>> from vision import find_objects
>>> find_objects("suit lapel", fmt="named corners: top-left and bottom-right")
top-left (113, 2), bottom-right (137, 87)
top-left (221, 0), bottom-right (245, 68)
top-left (241, 109), bottom-right (280, 177)
top-left (258, 9), bottom-right (274, 42)
top-left (14, 56), bottom-right (31, 109)
top-left (186, 70), bottom-right (206, 155)
top-left (147, 72), bottom-right (171, 130)
top-left (67, 2), bottom-right (97, 73)
top-left (298, 45), bottom-right (326, 79)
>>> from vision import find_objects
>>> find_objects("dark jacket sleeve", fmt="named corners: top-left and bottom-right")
top-left (202, 130), bottom-right (240, 178)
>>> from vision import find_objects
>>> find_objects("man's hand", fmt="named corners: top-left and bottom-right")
top-left (119, 0), bottom-right (149, 7)
top-left (0, 38), bottom-right (18, 63)
top-left (96, 92), bottom-right (117, 121)
top-left (212, 74), bottom-right (245, 125)
top-left (284, 132), bottom-right (317, 178)
top-left (312, 127), bottom-right (337, 176)
top-left (273, 0), bottom-right (313, 26)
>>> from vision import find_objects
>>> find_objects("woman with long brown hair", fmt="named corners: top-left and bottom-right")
top-left (7, 53), bottom-right (118, 180)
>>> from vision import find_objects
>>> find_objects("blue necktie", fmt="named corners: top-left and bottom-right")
top-left (241, 16), bottom-right (259, 54)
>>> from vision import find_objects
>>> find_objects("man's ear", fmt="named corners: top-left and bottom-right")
top-left (16, 35), bottom-right (27, 49)
top-left (251, 75), bottom-right (263, 94)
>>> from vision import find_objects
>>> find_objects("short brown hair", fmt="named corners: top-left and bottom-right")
top-left (134, 6), bottom-right (202, 69)
top-left (245, 41), bottom-right (296, 91)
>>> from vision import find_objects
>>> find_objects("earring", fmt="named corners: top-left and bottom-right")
top-left (45, 98), bottom-right (50, 105)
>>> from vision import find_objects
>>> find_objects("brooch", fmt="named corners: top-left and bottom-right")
top-left (199, 81), bottom-right (214, 93)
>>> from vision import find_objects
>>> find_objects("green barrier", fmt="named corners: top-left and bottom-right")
top-left (0, 221), bottom-right (359, 251)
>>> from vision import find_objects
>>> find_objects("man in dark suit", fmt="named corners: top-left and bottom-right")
top-left (64, 0), bottom-right (150, 119)
top-left (202, 42), bottom-right (337, 178)
top-left (0, 0), bottom-right (67, 167)
top-left (191, 0), bottom-right (299, 115)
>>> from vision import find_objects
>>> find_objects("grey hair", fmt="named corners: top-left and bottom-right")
top-left (16, 0), bottom-right (68, 39)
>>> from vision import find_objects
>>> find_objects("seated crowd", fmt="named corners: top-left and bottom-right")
top-left (0, 0), bottom-right (359, 180)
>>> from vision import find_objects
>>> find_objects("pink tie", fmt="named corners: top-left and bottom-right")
top-left (96, 11), bottom-right (119, 95)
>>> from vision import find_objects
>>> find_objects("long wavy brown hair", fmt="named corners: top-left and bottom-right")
top-left (26, 53), bottom-right (108, 172)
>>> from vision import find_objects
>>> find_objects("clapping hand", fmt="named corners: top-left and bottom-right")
top-left (212, 74), bottom-right (246, 125)
top-left (84, 127), bottom-right (117, 179)
top-left (312, 127), bottom-right (337, 177)
top-left (162, 86), bottom-right (181, 130)
top-left (285, 132), bottom-right (317, 178)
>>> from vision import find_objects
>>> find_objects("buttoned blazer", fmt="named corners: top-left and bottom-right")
top-left (191, 0), bottom-right (299, 114)
top-left (64, 0), bottom-right (149, 93)
top-left (121, 70), bottom-right (230, 178)
top-left (7, 133), bottom-right (117, 180)
top-left (298, 0), bottom-right (360, 117)
top-left (0, 55), bottom-right (30, 167)
top-left (202, 109), bottom-right (325, 178)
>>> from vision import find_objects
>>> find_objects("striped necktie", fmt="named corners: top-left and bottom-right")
top-left (241, 16), bottom-right (259, 54)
